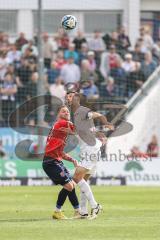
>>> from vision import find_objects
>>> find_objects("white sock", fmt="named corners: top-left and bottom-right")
top-left (77, 179), bottom-right (97, 209)
top-left (80, 191), bottom-right (88, 215)
top-left (55, 207), bottom-right (61, 212)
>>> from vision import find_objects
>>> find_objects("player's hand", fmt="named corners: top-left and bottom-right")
top-left (72, 159), bottom-right (79, 168)
top-left (104, 124), bottom-right (115, 131)
top-left (100, 137), bottom-right (107, 145)
top-left (96, 132), bottom-right (107, 145)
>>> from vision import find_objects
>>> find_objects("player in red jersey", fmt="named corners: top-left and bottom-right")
top-left (43, 105), bottom-right (80, 219)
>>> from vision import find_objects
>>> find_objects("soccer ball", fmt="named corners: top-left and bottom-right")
top-left (61, 15), bottom-right (77, 30)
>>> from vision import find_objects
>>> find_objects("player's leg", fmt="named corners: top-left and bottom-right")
top-left (74, 163), bottom-right (102, 219)
top-left (53, 164), bottom-right (80, 219)
top-left (42, 160), bottom-right (67, 219)
top-left (79, 142), bottom-right (103, 219)
top-left (55, 181), bottom-right (75, 212)
top-left (79, 174), bottom-right (91, 216)
top-left (42, 160), bottom-right (79, 219)
top-left (73, 166), bottom-right (97, 209)
top-left (62, 166), bottom-right (80, 215)
top-left (64, 181), bottom-right (80, 218)
top-left (53, 180), bottom-right (79, 219)
top-left (56, 180), bottom-right (79, 213)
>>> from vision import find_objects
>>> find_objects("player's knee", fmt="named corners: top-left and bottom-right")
top-left (68, 185), bottom-right (74, 192)
top-left (67, 187), bottom-right (71, 192)
top-left (65, 182), bottom-right (74, 192)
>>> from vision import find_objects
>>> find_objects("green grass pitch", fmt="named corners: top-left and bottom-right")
top-left (0, 186), bottom-right (160, 240)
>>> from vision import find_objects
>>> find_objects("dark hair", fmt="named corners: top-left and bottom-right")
top-left (66, 90), bottom-right (77, 94)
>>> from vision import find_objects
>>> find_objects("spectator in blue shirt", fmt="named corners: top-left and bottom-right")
top-left (80, 80), bottom-right (99, 99)
top-left (140, 51), bottom-right (157, 81)
top-left (79, 43), bottom-right (88, 64)
top-left (99, 77), bottom-right (119, 97)
top-left (46, 61), bottom-right (60, 84)
top-left (64, 43), bottom-right (79, 64)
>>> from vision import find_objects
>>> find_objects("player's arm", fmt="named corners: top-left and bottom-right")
top-left (58, 127), bottom-right (76, 135)
top-left (61, 152), bottom-right (78, 167)
top-left (95, 131), bottom-right (107, 145)
top-left (87, 111), bottom-right (114, 130)
top-left (56, 121), bottom-right (76, 135)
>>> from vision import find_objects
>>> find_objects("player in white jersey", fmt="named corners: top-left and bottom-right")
top-left (66, 92), bottom-right (114, 219)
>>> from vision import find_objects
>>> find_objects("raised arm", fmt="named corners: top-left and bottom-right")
top-left (58, 121), bottom-right (76, 135)
top-left (87, 111), bottom-right (114, 130)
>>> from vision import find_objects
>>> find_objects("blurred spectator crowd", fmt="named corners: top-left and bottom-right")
top-left (129, 135), bottom-right (159, 158)
top-left (0, 26), bottom-right (160, 126)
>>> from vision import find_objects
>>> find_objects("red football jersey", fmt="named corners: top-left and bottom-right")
top-left (45, 119), bottom-right (75, 160)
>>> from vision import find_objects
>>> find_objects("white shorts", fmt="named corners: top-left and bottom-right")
top-left (79, 138), bottom-right (102, 176)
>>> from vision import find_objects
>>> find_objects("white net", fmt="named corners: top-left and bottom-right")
top-left (0, 0), bottom-right (160, 173)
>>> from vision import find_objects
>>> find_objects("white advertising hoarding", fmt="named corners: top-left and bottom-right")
top-left (96, 158), bottom-right (160, 186)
